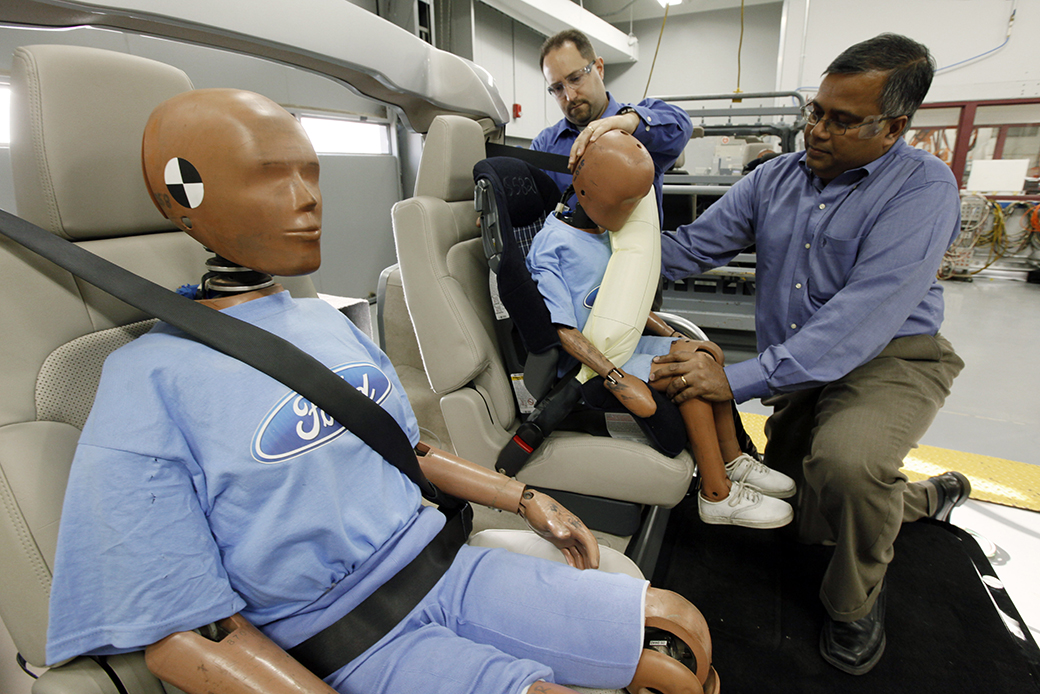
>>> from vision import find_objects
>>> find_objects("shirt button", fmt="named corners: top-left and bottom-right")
top-left (795, 283), bottom-right (803, 289)
top-left (819, 203), bottom-right (826, 210)
top-left (791, 323), bottom-right (798, 329)
top-left (646, 115), bottom-right (652, 123)
top-left (805, 243), bottom-right (811, 249)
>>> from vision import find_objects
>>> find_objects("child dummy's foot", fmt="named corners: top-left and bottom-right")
top-left (725, 453), bottom-right (796, 499)
top-left (604, 368), bottom-right (657, 418)
top-left (699, 482), bottom-right (793, 529)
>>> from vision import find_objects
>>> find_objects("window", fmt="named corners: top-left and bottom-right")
top-left (0, 85), bottom-right (11, 145)
top-left (298, 115), bottom-right (390, 155)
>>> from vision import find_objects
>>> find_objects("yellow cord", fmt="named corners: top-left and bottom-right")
top-left (642, 3), bottom-right (670, 100)
top-left (734, 0), bottom-right (745, 101)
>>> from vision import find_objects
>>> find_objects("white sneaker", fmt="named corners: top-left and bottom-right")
top-left (725, 453), bottom-right (796, 498)
top-left (699, 481), bottom-right (793, 529)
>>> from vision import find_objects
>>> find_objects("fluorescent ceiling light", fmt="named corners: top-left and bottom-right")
top-left (658, 0), bottom-right (683, 6)
top-left (478, 0), bottom-right (637, 63)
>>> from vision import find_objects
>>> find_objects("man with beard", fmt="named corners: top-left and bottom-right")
top-left (532, 29), bottom-right (692, 223)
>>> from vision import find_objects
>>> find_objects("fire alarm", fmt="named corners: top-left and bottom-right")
top-left (513, 103), bottom-right (522, 119)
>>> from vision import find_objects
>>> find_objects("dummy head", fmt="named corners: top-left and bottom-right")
top-left (142, 89), bottom-right (322, 277)
top-left (571, 130), bottom-right (654, 231)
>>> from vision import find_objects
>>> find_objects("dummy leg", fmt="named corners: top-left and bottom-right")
top-left (144, 613), bottom-right (338, 694)
top-left (627, 588), bottom-right (719, 694)
top-left (649, 341), bottom-right (730, 500)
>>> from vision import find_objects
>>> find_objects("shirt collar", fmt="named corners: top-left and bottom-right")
top-left (797, 137), bottom-right (908, 188)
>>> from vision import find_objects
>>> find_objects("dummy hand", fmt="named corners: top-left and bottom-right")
top-left (649, 349), bottom-right (733, 404)
top-left (519, 489), bottom-right (600, 570)
top-left (569, 111), bottom-right (642, 171)
top-left (604, 368), bottom-right (657, 418)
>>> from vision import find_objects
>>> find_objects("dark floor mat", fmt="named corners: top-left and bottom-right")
top-left (651, 494), bottom-right (1040, 693)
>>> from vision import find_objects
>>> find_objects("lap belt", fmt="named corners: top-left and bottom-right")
top-left (287, 503), bottom-right (472, 679)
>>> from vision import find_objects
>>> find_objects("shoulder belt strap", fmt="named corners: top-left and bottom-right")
top-left (0, 209), bottom-right (441, 501)
top-left (485, 142), bottom-right (570, 174)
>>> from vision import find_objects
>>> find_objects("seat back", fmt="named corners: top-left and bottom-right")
top-left (0, 44), bottom-right (315, 681)
top-left (392, 117), bottom-right (694, 533)
top-left (474, 156), bottom-right (561, 402)
top-left (392, 116), bottom-right (520, 439)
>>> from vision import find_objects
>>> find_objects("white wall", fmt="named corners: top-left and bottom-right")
top-left (777, 0), bottom-right (1040, 102)
top-left (473, 1), bottom-right (556, 141)
top-left (470, 0), bottom-right (1039, 146)
top-left (605, 4), bottom-right (784, 103)
top-left (472, 2), bottom-right (785, 143)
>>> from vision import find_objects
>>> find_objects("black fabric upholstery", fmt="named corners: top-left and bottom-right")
top-left (474, 157), bottom-right (560, 355)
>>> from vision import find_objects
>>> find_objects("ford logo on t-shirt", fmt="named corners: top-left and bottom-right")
top-left (583, 285), bottom-right (600, 310)
top-left (251, 362), bottom-right (393, 463)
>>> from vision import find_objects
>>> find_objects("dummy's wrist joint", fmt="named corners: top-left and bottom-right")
top-left (606, 368), bottom-right (624, 386)
top-left (518, 488), bottom-right (534, 518)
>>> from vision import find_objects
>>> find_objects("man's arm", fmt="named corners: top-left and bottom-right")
top-left (571, 98), bottom-right (693, 171)
top-left (726, 178), bottom-right (959, 401)
top-left (654, 176), bottom-right (961, 403)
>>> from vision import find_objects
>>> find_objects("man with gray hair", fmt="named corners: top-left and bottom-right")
top-left (650, 34), bottom-right (970, 675)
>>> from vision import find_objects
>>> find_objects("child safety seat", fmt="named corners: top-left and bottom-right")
top-left (473, 156), bottom-right (688, 478)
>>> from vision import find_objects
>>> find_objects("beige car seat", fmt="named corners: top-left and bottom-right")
top-left (391, 115), bottom-right (695, 575)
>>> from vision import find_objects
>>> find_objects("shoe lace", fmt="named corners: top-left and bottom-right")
top-left (729, 453), bottom-right (769, 476)
top-left (727, 479), bottom-right (761, 507)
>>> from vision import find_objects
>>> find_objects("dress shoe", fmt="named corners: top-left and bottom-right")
top-left (820, 582), bottom-right (886, 675)
top-left (925, 470), bottom-right (971, 522)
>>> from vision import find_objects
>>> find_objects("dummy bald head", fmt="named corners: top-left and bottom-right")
top-left (142, 89), bottom-right (322, 276)
top-left (571, 130), bottom-right (654, 231)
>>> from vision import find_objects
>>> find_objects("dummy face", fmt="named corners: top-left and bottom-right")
top-left (804, 71), bottom-right (907, 184)
top-left (542, 41), bottom-right (608, 128)
top-left (143, 90), bottom-right (322, 276)
top-left (572, 130), bottom-right (654, 231)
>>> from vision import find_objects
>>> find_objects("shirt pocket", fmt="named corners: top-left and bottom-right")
top-left (806, 233), bottom-right (861, 306)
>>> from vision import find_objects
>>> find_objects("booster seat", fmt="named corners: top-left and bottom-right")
top-left (473, 156), bottom-right (689, 478)
top-left (391, 116), bottom-right (695, 566)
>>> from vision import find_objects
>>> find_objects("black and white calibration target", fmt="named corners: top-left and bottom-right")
top-left (164, 157), bottom-right (205, 209)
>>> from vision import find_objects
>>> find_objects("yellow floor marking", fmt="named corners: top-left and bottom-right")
top-left (738, 412), bottom-right (1040, 512)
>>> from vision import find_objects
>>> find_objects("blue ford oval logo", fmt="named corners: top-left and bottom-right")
top-left (251, 362), bottom-right (393, 463)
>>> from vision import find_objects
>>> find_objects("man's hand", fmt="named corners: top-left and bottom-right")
top-left (649, 349), bottom-right (734, 404)
top-left (518, 489), bottom-right (600, 570)
top-left (569, 111), bottom-right (641, 171)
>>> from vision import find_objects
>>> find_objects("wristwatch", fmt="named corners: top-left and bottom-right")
top-left (617, 105), bottom-right (644, 129)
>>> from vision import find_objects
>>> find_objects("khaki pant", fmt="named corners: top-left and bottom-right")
top-left (762, 333), bottom-right (964, 621)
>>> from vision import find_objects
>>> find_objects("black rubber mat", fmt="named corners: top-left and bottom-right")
top-left (651, 494), bottom-right (1040, 693)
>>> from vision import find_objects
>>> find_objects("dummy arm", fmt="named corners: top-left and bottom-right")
top-left (415, 442), bottom-right (600, 569)
top-left (645, 311), bottom-right (683, 338)
top-left (556, 326), bottom-right (656, 418)
top-left (145, 613), bottom-right (337, 694)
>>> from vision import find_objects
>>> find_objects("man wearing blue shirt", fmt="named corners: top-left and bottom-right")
top-left (649, 34), bottom-right (970, 675)
top-left (533, 29), bottom-right (693, 221)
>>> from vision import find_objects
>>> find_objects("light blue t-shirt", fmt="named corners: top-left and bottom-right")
top-left (46, 292), bottom-right (442, 664)
top-left (526, 214), bottom-right (673, 381)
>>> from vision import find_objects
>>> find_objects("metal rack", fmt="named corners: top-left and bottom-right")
top-left (655, 92), bottom-right (808, 343)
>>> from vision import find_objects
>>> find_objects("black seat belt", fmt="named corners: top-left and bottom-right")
top-left (484, 142), bottom-right (570, 174)
top-left (0, 207), bottom-right (468, 674)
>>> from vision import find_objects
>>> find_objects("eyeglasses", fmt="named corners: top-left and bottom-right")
top-left (800, 103), bottom-right (897, 139)
top-left (547, 62), bottom-right (595, 98)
